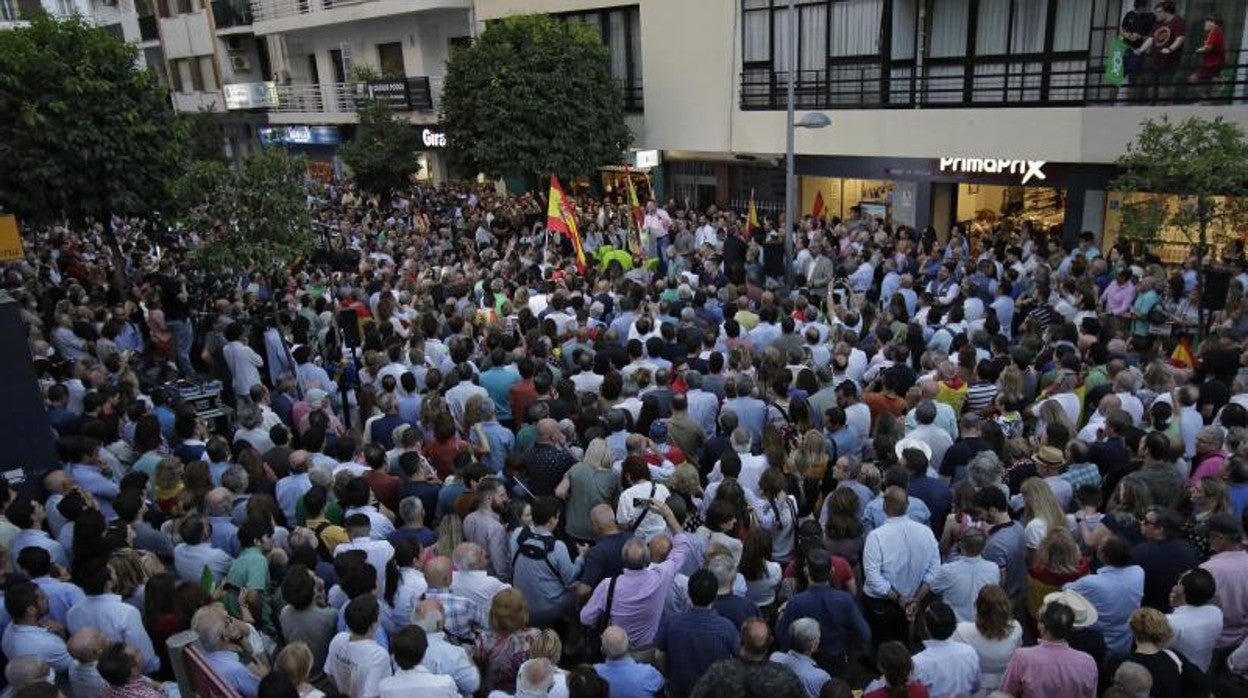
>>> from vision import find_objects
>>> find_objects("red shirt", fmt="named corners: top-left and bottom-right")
top-left (508, 379), bottom-right (538, 426)
top-left (423, 437), bottom-right (465, 478)
top-left (864, 682), bottom-right (931, 698)
top-left (1201, 25), bottom-right (1226, 71)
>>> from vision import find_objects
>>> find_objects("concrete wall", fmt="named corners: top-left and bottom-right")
top-left (285, 9), bottom-right (469, 83)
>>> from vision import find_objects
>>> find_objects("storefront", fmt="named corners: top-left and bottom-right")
top-left (413, 124), bottom-right (448, 183)
top-left (1103, 192), bottom-right (1248, 265)
top-left (795, 154), bottom-right (1119, 249)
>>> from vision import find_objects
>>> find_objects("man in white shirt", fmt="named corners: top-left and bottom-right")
top-left (904, 401), bottom-right (954, 476)
top-left (616, 458), bottom-right (671, 543)
top-left (707, 428), bottom-right (768, 497)
top-left (326, 596), bottom-right (393, 698)
top-left (335, 514), bottom-right (395, 597)
top-left (378, 626), bottom-right (458, 698)
top-left (450, 542), bottom-right (510, 627)
top-left (1167, 568), bottom-right (1224, 672)
top-left (862, 487), bottom-right (940, 648)
top-left (911, 601), bottom-right (982, 698)
top-left (222, 323), bottom-right (264, 401)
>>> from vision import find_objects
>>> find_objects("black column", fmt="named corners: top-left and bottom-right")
top-left (0, 293), bottom-right (57, 481)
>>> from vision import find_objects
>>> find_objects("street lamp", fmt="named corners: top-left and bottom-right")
top-left (783, 0), bottom-right (830, 288)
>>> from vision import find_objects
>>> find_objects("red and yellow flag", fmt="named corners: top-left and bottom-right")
top-left (812, 190), bottom-right (826, 219)
top-left (745, 188), bottom-right (759, 239)
top-left (1170, 337), bottom-right (1198, 370)
top-left (547, 175), bottom-right (586, 273)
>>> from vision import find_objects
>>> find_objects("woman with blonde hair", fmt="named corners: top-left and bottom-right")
top-left (528, 628), bottom-right (569, 695)
top-left (1021, 478), bottom-right (1069, 560)
top-left (274, 641), bottom-right (326, 698)
top-left (787, 429), bottom-right (830, 515)
top-left (1036, 399), bottom-right (1075, 438)
top-left (951, 584), bottom-right (1023, 696)
top-left (473, 589), bottom-right (541, 696)
top-left (1186, 476), bottom-right (1233, 558)
top-left (555, 437), bottom-right (620, 542)
top-left (1122, 607), bottom-right (1200, 696)
top-left (1025, 528), bottom-right (1089, 624)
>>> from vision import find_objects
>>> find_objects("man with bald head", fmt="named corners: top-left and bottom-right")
top-left (862, 485), bottom-right (939, 651)
top-left (594, 625), bottom-right (664, 697)
top-left (904, 381), bottom-right (958, 441)
top-left (411, 599), bottom-right (480, 696)
top-left (275, 449), bottom-right (313, 524)
top-left (68, 626), bottom-right (107, 698)
top-left (421, 557), bottom-right (481, 644)
top-left (40, 471), bottom-right (72, 540)
top-left (523, 418), bottom-right (577, 497)
top-left (688, 618), bottom-right (805, 698)
top-left (451, 542), bottom-right (509, 629)
top-left (575, 504), bottom-right (632, 599)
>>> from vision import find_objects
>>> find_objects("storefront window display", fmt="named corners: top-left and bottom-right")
top-left (800, 177), bottom-right (895, 223)
top-left (957, 184), bottom-right (1066, 250)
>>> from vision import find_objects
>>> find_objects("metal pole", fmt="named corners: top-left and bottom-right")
top-left (783, 0), bottom-right (796, 289)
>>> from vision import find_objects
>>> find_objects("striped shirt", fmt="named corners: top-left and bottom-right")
top-left (964, 381), bottom-right (999, 415)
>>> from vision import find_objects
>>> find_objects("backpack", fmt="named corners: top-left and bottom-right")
top-left (512, 526), bottom-right (559, 578)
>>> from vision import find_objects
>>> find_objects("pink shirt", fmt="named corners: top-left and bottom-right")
top-left (1101, 280), bottom-right (1136, 315)
top-left (999, 640), bottom-right (1097, 698)
top-left (1202, 549), bottom-right (1248, 647)
top-left (1191, 450), bottom-right (1230, 486)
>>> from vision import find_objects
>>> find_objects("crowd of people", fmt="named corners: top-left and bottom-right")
top-left (10, 176), bottom-right (1248, 698)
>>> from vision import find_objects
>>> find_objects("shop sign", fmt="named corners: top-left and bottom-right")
top-left (419, 126), bottom-right (446, 148)
top-left (939, 157), bottom-right (1048, 185)
top-left (367, 79), bottom-right (411, 110)
top-left (223, 82), bottom-right (278, 110)
top-left (633, 149), bottom-right (660, 169)
top-left (258, 125), bottom-right (341, 146)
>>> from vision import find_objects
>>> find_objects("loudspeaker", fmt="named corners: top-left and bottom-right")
top-left (1203, 270), bottom-right (1231, 312)
top-left (338, 309), bottom-right (361, 349)
top-left (0, 294), bottom-right (57, 480)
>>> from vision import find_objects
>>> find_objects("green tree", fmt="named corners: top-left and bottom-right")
top-left (1113, 116), bottom-right (1248, 337)
top-left (177, 111), bottom-right (227, 164)
top-left (441, 14), bottom-right (632, 182)
top-left (175, 149), bottom-right (313, 272)
top-left (340, 100), bottom-right (419, 197)
top-left (0, 14), bottom-right (180, 223)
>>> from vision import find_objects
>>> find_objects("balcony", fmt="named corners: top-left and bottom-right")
top-left (740, 50), bottom-right (1248, 111)
top-left (268, 75), bottom-right (441, 122)
top-left (171, 90), bottom-right (224, 113)
top-left (249, 0), bottom-right (468, 35)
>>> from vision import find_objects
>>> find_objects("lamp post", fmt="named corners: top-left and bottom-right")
top-left (783, 0), bottom-right (830, 288)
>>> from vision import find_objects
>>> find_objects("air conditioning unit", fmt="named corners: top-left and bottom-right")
top-left (231, 55), bottom-right (251, 72)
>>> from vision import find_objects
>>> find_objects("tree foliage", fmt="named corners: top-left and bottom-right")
top-left (441, 14), bottom-right (632, 180)
top-left (177, 111), bottom-right (227, 164)
top-left (1113, 116), bottom-right (1248, 252)
top-left (0, 14), bottom-right (180, 223)
top-left (339, 100), bottom-right (419, 197)
top-left (175, 149), bottom-right (313, 272)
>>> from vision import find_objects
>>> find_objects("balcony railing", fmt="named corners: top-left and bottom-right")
top-left (250, 0), bottom-right (394, 24)
top-left (740, 50), bottom-right (1248, 110)
top-left (271, 76), bottom-right (442, 114)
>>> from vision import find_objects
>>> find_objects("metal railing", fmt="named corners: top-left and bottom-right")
top-left (740, 49), bottom-right (1248, 110)
top-left (249, 0), bottom-right (401, 24)
top-left (271, 76), bottom-right (443, 114)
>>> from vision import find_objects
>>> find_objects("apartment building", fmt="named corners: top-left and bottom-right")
top-left (241, 0), bottom-right (473, 180)
top-left (476, 0), bottom-right (1248, 256)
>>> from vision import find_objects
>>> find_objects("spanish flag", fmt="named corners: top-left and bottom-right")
top-left (1170, 337), bottom-right (1198, 370)
top-left (746, 188), bottom-right (759, 239)
top-left (547, 175), bottom-right (586, 273)
top-left (812, 190), bottom-right (826, 219)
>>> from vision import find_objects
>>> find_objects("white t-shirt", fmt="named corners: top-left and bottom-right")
top-left (325, 633), bottom-right (393, 698)
top-left (616, 481), bottom-right (671, 542)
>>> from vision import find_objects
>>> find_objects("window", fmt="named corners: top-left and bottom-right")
top-left (199, 56), bottom-right (216, 91)
top-left (376, 42), bottom-right (404, 77)
top-left (0, 0), bottom-right (17, 21)
top-left (143, 47), bottom-right (168, 86)
top-left (175, 0), bottom-right (192, 14)
top-left (561, 5), bottom-right (643, 111)
top-left (188, 58), bottom-right (204, 91)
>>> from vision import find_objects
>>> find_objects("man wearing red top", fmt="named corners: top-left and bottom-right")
top-left (1192, 14), bottom-right (1226, 100)
top-left (1136, 1), bottom-right (1186, 103)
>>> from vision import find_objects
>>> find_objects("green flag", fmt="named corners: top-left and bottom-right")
top-left (1106, 35), bottom-right (1128, 87)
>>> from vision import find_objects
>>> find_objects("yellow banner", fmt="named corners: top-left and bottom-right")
top-left (0, 215), bottom-right (22, 262)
